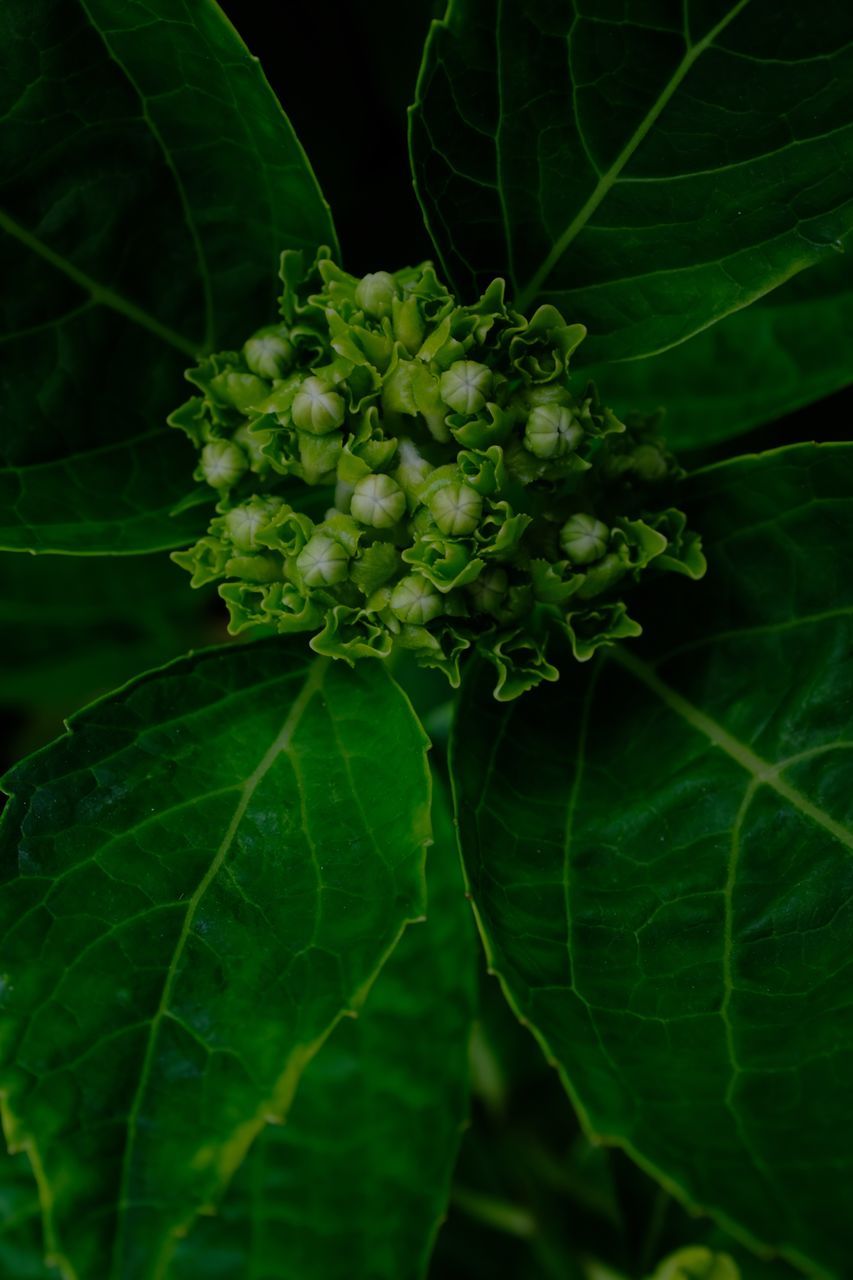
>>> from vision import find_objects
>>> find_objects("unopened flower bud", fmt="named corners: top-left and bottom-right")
top-left (440, 361), bottom-right (493, 415)
top-left (292, 377), bottom-right (346, 434)
top-left (524, 404), bottom-right (583, 459)
top-left (243, 326), bottom-right (295, 379)
top-left (224, 502), bottom-right (273, 552)
top-left (355, 271), bottom-right (398, 319)
top-left (560, 514), bottom-right (610, 565)
top-left (200, 439), bottom-right (247, 489)
top-left (350, 473), bottom-right (407, 528)
top-left (390, 574), bottom-right (444, 624)
top-left (297, 533), bottom-right (351, 586)
top-left (429, 483), bottom-right (483, 536)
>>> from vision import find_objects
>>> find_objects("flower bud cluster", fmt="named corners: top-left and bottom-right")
top-left (170, 249), bottom-right (705, 698)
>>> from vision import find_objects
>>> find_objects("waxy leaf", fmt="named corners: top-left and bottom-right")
top-left (0, 641), bottom-right (430, 1280)
top-left (173, 785), bottom-right (476, 1280)
top-left (0, 0), bottom-right (337, 553)
top-left (452, 443), bottom-right (853, 1275)
top-left (583, 251), bottom-right (853, 451)
top-left (410, 1), bottom-right (853, 361)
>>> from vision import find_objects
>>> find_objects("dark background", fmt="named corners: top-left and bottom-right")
top-left (218, 0), bottom-right (440, 274)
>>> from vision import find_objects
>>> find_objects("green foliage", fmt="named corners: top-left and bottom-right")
top-left (2, 2), bottom-right (853, 1278)
top-left (0, 552), bottom-right (215, 710)
top-left (585, 251), bottom-right (853, 451)
top-left (172, 784), bottom-right (476, 1280)
top-left (0, 0), bottom-right (336, 553)
top-left (0, 641), bottom-right (431, 1279)
top-left (452, 443), bottom-right (853, 1276)
top-left (170, 250), bottom-right (704, 698)
top-left (410, 1), bottom-right (853, 363)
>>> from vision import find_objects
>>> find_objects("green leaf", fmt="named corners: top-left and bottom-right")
top-left (582, 251), bottom-right (853, 451)
top-left (172, 780), bottom-right (476, 1280)
top-left (0, 641), bottom-right (430, 1280)
top-left (410, 2), bottom-right (853, 361)
top-left (451, 442), bottom-right (853, 1276)
top-left (0, 552), bottom-right (215, 710)
top-left (0, 1148), bottom-right (54, 1279)
top-left (0, 0), bottom-right (337, 554)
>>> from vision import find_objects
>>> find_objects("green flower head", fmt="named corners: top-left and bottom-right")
top-left (170, 248), bottom-right (705, 698)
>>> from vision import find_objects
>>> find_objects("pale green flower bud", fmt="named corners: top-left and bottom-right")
top-left (392, 295), bottom-right (426, 355)
top-left (200, 439), bottom-right (247, 489)
top-left (560, 514), bottom-right (610, 565)
top-left (210, 371), bottom-right (268, 411)
top-left (355, 271), bottom-right (398, 319)
top-left (350, 473), bottom-right (407, 528)
top-left (524, 404), bottom-right (583, 459)
top-left (297, 533), bottom-right (351, 586)
top-left (467, 566), bottom-right (508, 615)
top-left (440, 361), bottom-right (493, 415)
top-left (224, 502), bottom-right (274, 552)
top-left (243, 326), bottom-right (294, 379)
top-left (390, 574), bottom-right (444, 625)
top-left (292, 377), bottom-right (346, 435)
top-left (429, 483), bottom-right (483, 536)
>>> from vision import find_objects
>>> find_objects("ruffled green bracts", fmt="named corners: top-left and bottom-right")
top-left (170, 249), bottom-right (705, 699)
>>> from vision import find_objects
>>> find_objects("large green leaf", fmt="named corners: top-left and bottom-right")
top-left (172, 782), bottom-right (476, 1280)
top-left (0, 641), bottom-right (430, 1280)
top-left (0, 1148), bottom-right (54, 1279)
top-left (0, 552), bottom-right (216, 710)
top-left (410, 1), bottom-right (853, 362)
top-left (452, 443), bottom-right (853, 1276)
top-left (583, 251), bottom-right (853, 451)
top-left (0, 0), bottom-right (337, 554)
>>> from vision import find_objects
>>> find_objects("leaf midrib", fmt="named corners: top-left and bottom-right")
top-left (111, 659), bottom-right (328, 1278)
top-left (77, 0), bottom-right (215, 352)
top-left (0, 208), bottom-right (198, 358)
top-left (612, 646), bottom-right (853, 852)
top-left (515, 0), bottom-right (752, 310)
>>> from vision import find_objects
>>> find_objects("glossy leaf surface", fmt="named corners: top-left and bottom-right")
top-left (583, 251), bottom-right (853, 451)
top-left (0, 0), bottom-right (336, 553)
top-left (452, 444), bottom-right (853, 1275)
top-left (410, 1), bottom-right (853, 361)
top-left (173, 784), bottom-right (476, 1280)
top-left (0, 642), bottom-right (429, 1280)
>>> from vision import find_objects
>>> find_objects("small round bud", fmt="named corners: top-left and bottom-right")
top-left (390, 574), bottom-right (444, 625)
top-left (355, 271), bottom-right (399, 319)
top-left (292, 377), bottom-right (346, 435)
top-left (211, 371), bottom-right (268, 411)
top-left (524, 405), bottom-right (583, 459)
top-left (224, 503), bottom-right (270, 552)
top-left (200, 439), bottom-right (247, 489)
top-left (243, 326), bottom-right (294, 379)
top-left (629, 444), bottom-right (669, 481)
top-left (429, 483), bottom-right (483, 536)
top-left (439, 361), bottom-right (493, 415)
top-left (467, 566), bottom-right (508, 615)
top-left (560, 514), bottom-right (610, 565)
top-left (297, 533), bottom-right (350, 586)
top-left (350, 474), bottom-right (407, 528)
